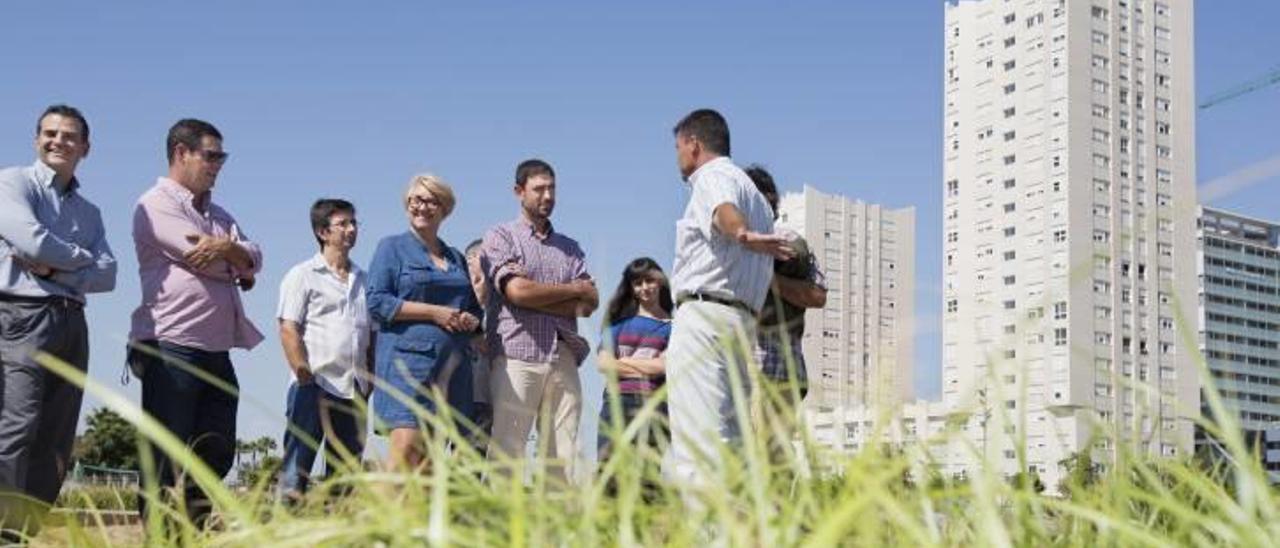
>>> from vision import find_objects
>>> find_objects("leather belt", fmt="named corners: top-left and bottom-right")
top-left (0, 293), bottom-right (83, 310)
top-left (676, 292), bottom-right (756, 315)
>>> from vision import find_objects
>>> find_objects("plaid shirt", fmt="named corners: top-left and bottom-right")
top-left (482, 217), bottom-right (592, 365)
top-left (756, 229), bottom-right (824, 392)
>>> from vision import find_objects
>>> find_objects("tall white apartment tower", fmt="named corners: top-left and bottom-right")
top-left (941, 0), bottom-right (1198, 487)
top-left (777, 185), bottom-right (916, 413)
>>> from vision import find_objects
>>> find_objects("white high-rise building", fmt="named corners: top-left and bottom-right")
top-left (941, 0), bottom-right (1198, 487)
top-left (777, 185), bottom-right (916, 413)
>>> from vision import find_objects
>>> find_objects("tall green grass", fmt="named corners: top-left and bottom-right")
top-left (30, 344), bottom-right (1280, 547)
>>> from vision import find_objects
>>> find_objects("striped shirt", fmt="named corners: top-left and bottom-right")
top-left (671, 156), bottom-right (775, 312)
top-left (482, 217), bottom-right (592, 365)
top-left (601, 315), bottom-right (672, 394)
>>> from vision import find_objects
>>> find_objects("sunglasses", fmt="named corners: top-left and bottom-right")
top-left (195, 148), bottom-right (229, 163)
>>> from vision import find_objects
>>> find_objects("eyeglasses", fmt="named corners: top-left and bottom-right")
top-left (197, 149), bottom-right (229, 163)
top-left (329, 219), bottom-right (359, 229)
top-left (408, 195), bottom-right (441, 210)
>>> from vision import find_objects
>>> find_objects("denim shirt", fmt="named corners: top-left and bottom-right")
top-left (367, 231), bottom-right (482, 375)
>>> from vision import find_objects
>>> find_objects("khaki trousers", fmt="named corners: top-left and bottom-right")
top-left (487, 351), bottom-right (582, 482)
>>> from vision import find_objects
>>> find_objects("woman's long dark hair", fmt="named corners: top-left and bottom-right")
top-left (603, 257), bottom-right (673, 328)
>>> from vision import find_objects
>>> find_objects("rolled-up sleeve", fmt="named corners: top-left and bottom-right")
top-left (48, 206), bottom-right (116, 294)
top-left (229, 219), bottom-right (263, 277)
top-left (568, 242), bottom-right (590, 282)
top-left (0, 172), bottom-right (92, 271)
top-left (366, 237), bottom-right (403, 327)
top-left (482, 226), bottom-right (524, 294)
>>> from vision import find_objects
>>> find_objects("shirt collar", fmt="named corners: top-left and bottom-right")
top-left (157, 176), bottom-right (214, 210)
top-left (516, 215), bottom-right (555, 241)
top-left (32, 160), bottom-right (80, 195)
top-left (308, 252), bottom-right (361, 276)
top-left (688, 156), bottom-right (732, 185)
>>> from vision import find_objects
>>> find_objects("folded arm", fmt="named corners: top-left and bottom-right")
top-left (0, 179), bottom-right (92, 271)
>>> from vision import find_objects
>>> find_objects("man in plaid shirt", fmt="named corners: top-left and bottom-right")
top-left (482, 159), bottom-right (598, 483)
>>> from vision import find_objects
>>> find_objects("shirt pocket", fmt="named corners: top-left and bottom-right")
top-left (399, 264), bottom-right (435, 292)
top-left (387, 336), bottom-right (437, 376)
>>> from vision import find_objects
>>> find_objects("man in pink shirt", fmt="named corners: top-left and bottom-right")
top-left (128, 119), bottom-right (262, 527)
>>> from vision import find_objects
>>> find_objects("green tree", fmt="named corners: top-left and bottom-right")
top-left (1057, 451), bottom-right (1101, 498)
top-left (73, 407), bottom-right (141, 470)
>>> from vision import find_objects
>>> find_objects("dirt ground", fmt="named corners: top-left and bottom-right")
top-left (31, 525), bottom-right (145, 547)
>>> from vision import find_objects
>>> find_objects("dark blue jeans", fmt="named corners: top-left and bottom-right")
top-left (135, 341), bottom-right (237, 525)
top-left (279, 381), bottom-right (364, 497)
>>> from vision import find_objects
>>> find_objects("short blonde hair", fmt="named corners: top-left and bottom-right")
top-left (403, 173), bottom-right (456, 218)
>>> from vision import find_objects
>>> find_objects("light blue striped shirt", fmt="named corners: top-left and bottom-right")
top-left (0, 161), bottom-right (116, 302)
top-left (671, 156), bottom-right (775, 312)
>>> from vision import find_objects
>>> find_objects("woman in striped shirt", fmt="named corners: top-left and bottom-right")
top-left (596, 257), bottom-right (673, 465)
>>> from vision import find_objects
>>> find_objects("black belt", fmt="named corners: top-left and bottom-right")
top-left (0, 293), bottom-right (83, 310)
top-left (676, 292), bottom-right (756, 315)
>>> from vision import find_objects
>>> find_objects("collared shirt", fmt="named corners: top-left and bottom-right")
top-left (671, 156), bottom-right (775, 312)
top-left (277, 253), bottom-right (370, 399)
top-left (129, 177), bottom-right (264, 352)
top-left (482, 217), bottom-right (592, 365)
top-left (0, 161), bottom-right (116, 302)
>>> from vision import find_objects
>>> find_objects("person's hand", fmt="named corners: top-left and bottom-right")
top-left (569, 278), bottom-right (596, 299)
top-left (184, 234), bottom-right (232, 270)
top-left (237, 274), bottom-right (256, 292)
top-left (456, 312), bottom-right (480, 332)
top-left (292, 364), bottom-right (314, 385)
top-left (736, 230), bottom-right (795, 261)
top-left (13, 256), bottom-right (54, 278)
top-left (435, 307), bottom-right (463, 333)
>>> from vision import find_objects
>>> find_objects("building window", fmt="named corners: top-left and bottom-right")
top-left (1053, 301), bottom-right (1067, 320)
top-left (1054, 328), bottom-right (1067, 346)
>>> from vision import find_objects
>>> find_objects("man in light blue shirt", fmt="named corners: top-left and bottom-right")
top-left (663, 108), bottom-right (791, 491)
top-left (0, 105), bottom-right (116, 540)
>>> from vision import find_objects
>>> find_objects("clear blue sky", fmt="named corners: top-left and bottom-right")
top-left (2, 2), bottom-right (1277, 454)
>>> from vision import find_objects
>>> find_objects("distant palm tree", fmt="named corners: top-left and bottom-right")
top-left (235, 438), bottom-right (253, 468)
